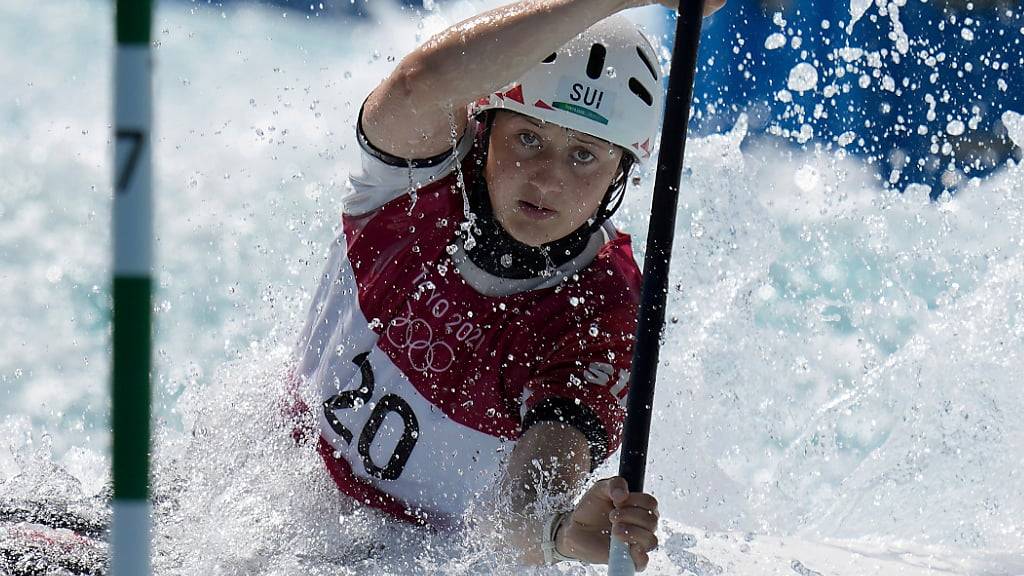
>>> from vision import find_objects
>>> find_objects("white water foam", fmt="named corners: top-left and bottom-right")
top-left (2, 0), bottom-right (1022, 572)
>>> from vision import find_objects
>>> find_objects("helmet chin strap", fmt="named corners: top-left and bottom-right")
top-left (458, 113), bottom-right (625, 280)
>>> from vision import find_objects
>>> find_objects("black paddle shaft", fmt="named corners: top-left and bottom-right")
top-left (618, 0), bottom-right (708, 493)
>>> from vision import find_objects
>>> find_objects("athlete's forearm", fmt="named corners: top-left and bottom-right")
top-left (409, 0), bottom-right (638, 110)
top-left (487, 421), bottom-right (591, 565)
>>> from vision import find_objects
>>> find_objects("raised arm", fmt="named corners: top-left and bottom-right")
top-left (363, 0), bottom-right (726, 161)
top-left (361, 0), bottom-right (638, 161)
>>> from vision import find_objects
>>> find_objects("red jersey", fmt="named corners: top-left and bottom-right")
top-left (291, 117), bottom-right (641, 525)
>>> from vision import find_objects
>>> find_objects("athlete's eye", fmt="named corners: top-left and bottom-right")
top-left (517, 132), bottom-right (541, 148)
top-left (572, 148), bottom-right (596, 164)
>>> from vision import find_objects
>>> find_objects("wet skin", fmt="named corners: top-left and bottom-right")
top-left (484, 111), bottom-right (625, 247)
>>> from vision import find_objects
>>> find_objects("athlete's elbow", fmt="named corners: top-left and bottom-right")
top-left (392, 57), bottom-right (421, 97)
top-left (409, 49), bottom-right (482, 108)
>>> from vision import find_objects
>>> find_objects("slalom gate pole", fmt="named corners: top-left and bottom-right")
top-left (112, 0), bottom-right (154, 574)
top-left (608, 1), bottom-right (707, 574)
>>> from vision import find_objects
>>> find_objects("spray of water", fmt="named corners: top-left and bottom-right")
top-left (1, 0), bottom-right (1022, 573)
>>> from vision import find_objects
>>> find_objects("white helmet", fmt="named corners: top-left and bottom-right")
top-left (471, 15), bottom-right (664, 162)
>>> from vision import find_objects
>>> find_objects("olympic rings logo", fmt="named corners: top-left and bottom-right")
top-left (385, 314), bottom-right (456, 373)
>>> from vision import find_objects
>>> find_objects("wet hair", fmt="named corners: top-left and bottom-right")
top-left (594, 153), bottom-right (634, 228)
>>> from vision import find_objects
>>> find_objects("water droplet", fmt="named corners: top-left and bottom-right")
top-left (794, 164), bottom-right (820, 192)
top-left (787, 62), bottom-right (818, 92)
top-left (764, 33), bottom-right (786, 50)
top-left (690, 221), bottom-right (705, 239)
top-left (45, 266), bottom-right (63, 283)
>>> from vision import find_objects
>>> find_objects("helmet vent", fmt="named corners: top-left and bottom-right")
top-left (636, 47), bottom-right (658, 81)
top-left (542, 53), bottom-right (557, 63)
top-left (586, 44), bottom-right (607, 80)
top-left (628, 78), bottom-right (653, 106)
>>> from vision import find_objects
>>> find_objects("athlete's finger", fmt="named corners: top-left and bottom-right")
top-left (629, 544), bottom-right (650, 572)
top-left (612, 491), bottom-right (658, 514)
top-left (604, 476), bottom-right (630, 505)
top-left (704, 0), bottom-right (727, 17)
top-left (608, 506), bottom-right (659, 531)
top-left (612, 522), bottom-right (659, 552)
top-left (651, 0), bottom-right (726, 17)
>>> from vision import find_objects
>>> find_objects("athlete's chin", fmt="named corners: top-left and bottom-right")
top-left (501, 217), bottom-right (569, 247)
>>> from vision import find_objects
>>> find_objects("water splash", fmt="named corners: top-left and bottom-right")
top-left (1003, 110), bottom-right (1024, 149)
top-left (787, 62), bottom-right (819, 93)
top-left (848, 0), bottom-right (873, 31)
top-left (2, 0), bottom-right (1023, 572)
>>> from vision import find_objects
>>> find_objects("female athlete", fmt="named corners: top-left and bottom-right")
top-left (290, 0), bottom-right (724, 570)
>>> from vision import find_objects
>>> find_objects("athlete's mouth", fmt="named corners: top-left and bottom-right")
top-left (517, 200), bottom-right (557, 218)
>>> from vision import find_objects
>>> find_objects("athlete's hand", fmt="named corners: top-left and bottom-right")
top-left (627, 0), bottom-right (727, 18)
top-left (555, 476), bottom-right (660, 571)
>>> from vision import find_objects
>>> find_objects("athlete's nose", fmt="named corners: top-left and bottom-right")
top-left (524, 155), bottom-right (567, 197)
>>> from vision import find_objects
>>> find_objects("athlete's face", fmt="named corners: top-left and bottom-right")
top-left (484, 111), bottom-right (625, 247)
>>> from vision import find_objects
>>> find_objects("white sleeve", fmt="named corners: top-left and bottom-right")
top-left (342, 107), bottom-right (478, 216)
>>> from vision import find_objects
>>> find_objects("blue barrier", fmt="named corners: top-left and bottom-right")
top-left (681, 0), bottom-right (1023, 195)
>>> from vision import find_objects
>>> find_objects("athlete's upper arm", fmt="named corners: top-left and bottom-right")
top-left (361, 55), bottom-right (470, 161)
top-left (342, 107), bottom-right (478, 216)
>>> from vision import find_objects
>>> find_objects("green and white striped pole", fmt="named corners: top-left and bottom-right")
top-left (112, 0), bottom-right (153, 574)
